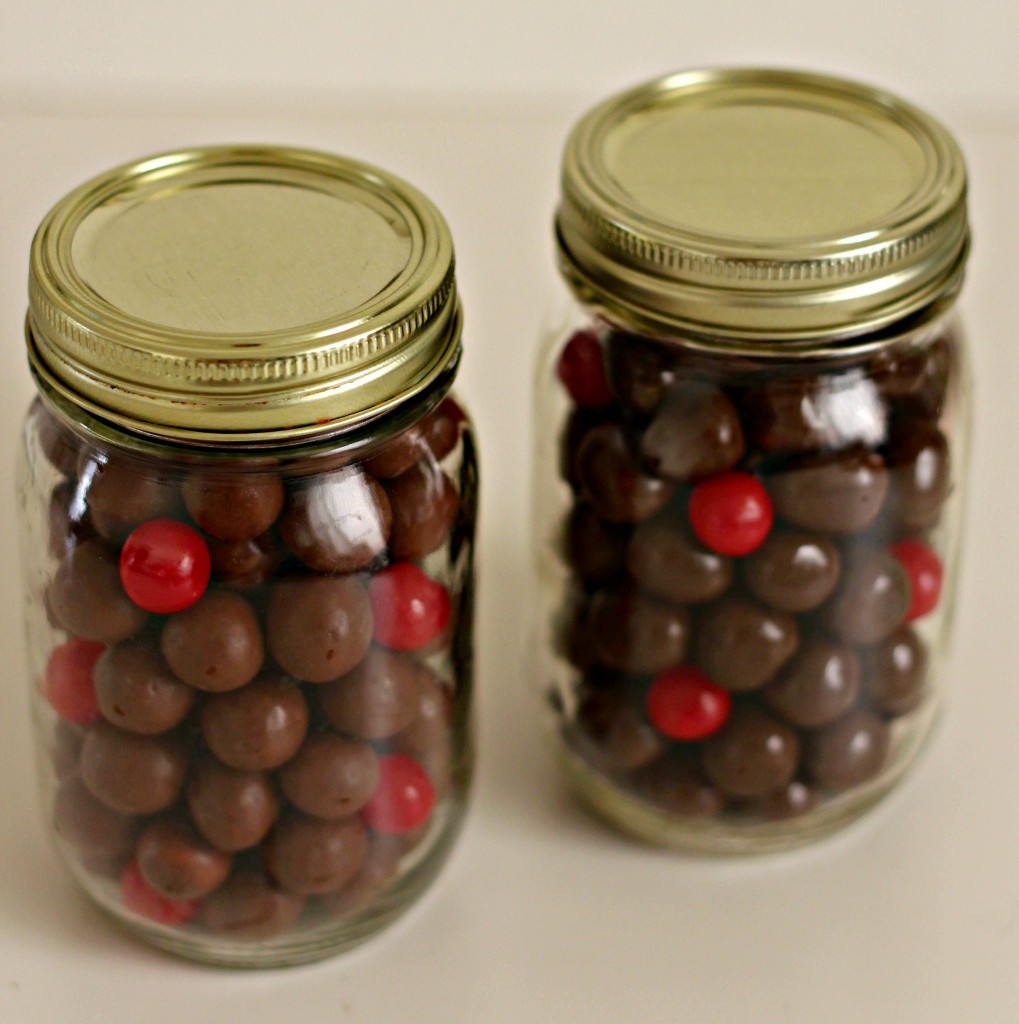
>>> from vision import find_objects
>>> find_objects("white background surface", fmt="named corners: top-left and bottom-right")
top-left (2, 5), bottom-right (1019, 1023)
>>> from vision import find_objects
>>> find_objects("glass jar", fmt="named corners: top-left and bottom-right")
top-left (535, 69), bottom-right (971, 853)
top-left (17, 147), bottom-right (477, 965)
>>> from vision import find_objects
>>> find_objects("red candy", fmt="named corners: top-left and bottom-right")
top-left (688, 472), bottom-right (773, 556)
top-left (44, 638), bottom-right (104, 724)
top-left (645, 666), bottom-right (732, 740)
top-left (119, 861), bottom-right (199, 926)
top-left (368, 563), bottom-right (450, 651)
top-left (361, 753), bottom-right (436, 835)
top-left (889, 539), bottom-right (943, 621)
top-left (556, 330), bottom-right (613, 408)
top-left (119, 519), bottom-right (211, 614)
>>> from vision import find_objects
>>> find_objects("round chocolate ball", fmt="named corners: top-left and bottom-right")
top-left (182, 470), bottom-right (284, 542)
top-left (199, 871), bottom-right (304, 940)
top-left (751, 779), bottom-right (818, 821)
top-left (701, 709), bottom-right (800, 799)
top-left (50, 720), bottom-right (84, 781)
top-left (823, 547), bottom-right (910, 645)
top-left (186, 754), bottom-right (279, 852)
top-left (576, 422), bottom-right (674, 523)
top-left (200, 675), bottom-right (309, 771)
top-left (54, 776), bottom-right (139, 864)
top-left (264, 813), bottom-right (369, 896)
top-left (627, 518), bottom-right (733, 605)
top-left (94, 641), bottom-right (196, 735)
top-left (390, 669), bottom-right (452, 761)
top-left (279, 732), bottom-right (380, 819)
top-left (871, 335), bottom-right (951, 416)
top-left (279, 469), bottom-right (392, 573)
top-left (48, 478), bottom-right (91, 559)
top-left (769, 448), bottom-right (889, 534)
top-left (573, 688), bottom-right (664, 774)
top-left (80, 722), bottom-right (188, 814)
top-left (137, 817), bottom-right (232, 900)
top-left (419, 396), bottom-right (465, 463)
top-left (385, 462), bottom-right (459, 562)
top-left (863, 626), bottom-right (929, 716)
top-left (632, 756), bottom-right (724, 818)
top-left (640, 383), bottom-right (744, 482)
top-left (588, 587), bottom-right (689, 675)
top-left (559, 408), bottom-right (609, 490)
top-left (694, 596), bottom-right (799, 692)
top-left (266, 576), bottom-right (373, 683)
top-left (207, 532), bottom-right (285, 588)
top-left (763, 641), bottom-right (861, 729)
top-left (885, 419), bottom-right (951, 530)
top-left (47, 540), bottom-right (149, 644)
top-left (742, 530), bottom-right (841, 613)
top-left (564, 503), bottom-right (628, 584)
top-left (33, 398), bottom-right (79, 477)
top-left (161, 590), bottom-right (264, 692)
top-left (805, 709), bottom-right (889, 791)
top-left (317, 648), bottom-right (422, 741)
top-left (604, 331), bottom-right (677, 416)
top-left (79, 453), bottom-right (179, 543)
top-left (319, 840), bottom-right (402, 920)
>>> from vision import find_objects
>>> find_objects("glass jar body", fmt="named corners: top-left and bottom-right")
top-left (534, 297), bottom-right (969, 853)
top-left (18, 379), bottom-right (477, 965)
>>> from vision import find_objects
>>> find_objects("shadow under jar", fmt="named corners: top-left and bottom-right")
top-left (535, 69), bottom-right (972, 853)
top-left (17, 147), bottom-right (477, 965)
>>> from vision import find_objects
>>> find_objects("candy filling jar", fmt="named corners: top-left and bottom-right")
top-left (534, 70), bottom-right (971, 853)
top-left (17, 147), bottom-right (477, 965)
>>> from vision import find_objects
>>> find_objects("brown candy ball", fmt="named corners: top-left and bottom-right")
top-left (573, 688), bottom-right (664, 774)
top-left (565, 503), bottom-right (628, 584)
top-left (640, 383), bottom-right (745, 482)
top-left (694, 596), bottom-right (799, 692)
top-left (266, 576), bottom-right (373, 684)
top-left (589, 588), bottom-right (689, 675)
top-left (186, 755), bottom-right (279, 852)
top-left (632, 757), bottom-right (724, 818)
top-left (885, 419), bottom-right (951, 530)
top-left (199, 871), bottom-right (304, 940)
top-left (137, 818), bottom-right (232, 900)
top-left (390, 669), bottom-right (453, 761)
top-left (701, 709), bottom-right (800, 799)
top-left (79, 453), bottom-right (179, 543)
top-left (207, 531), bottom-right (285, 588)
top-left (805, 709), bottom-right (889, 791)
top-left (54, 776), bottom-right (139, 865)
top-left (385, 462), bottom-right (459, 562)
top-left (863, 626), bottom-right (929, 716)
top-left (823, 547), bottom-right (910, 645)
top-left (280, 733), bottom-right (380, 819)
top-left (559, 408), bottom-right (609, 490)
top-left (751, 779), bottom-right (818, 821)
top-left (319, 840), bottom-right (402, 920)
top-left (182, 470), bottom-right (284, 542)
top-left (33, 398), bottom-right (79, 477)
top-left (604, 331), bottom-right (677, 416)
top-left (200, 675), bottom-right (309, 771)
top-left (48, 478), bottom-right (91, 559)
top-left (94, 641), bottom-right (196, 735)
top-left (317, 648), bottom-right (422, 741)
top-left (279, 469), bottom-right (392, 573)
top-left (47, 540), bottom-right (149, 644)
top-left (80, 722), bottom-right (188, 814)
top-left (627, 518), bottom-right (733, 605)
top-left (264, 813), bottom-right (369, 896)
top-left (742, 530), bottom-right (841, 613)
top-left (769, 448), bottom-right (889, 534)
top-left (161, 590), bottom-right (264, 692)
top-left (763, 641), bottom-right (861, 729)
top-left (50, 720), bottom-right (84, 781)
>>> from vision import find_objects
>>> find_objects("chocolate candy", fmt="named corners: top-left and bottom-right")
top-left (823, 547), bottom-right (910, 645)
top-left (201, 675), bottom-right (309, 771)
top-left (33, 399), bottom-right (79, 477)
top-left (752, 779), bottom-right (818, 820)
top-left (565, 503), bottom-right (628, 584)
top-left (50, 720), bottom-right (84, 780)
top-left (182, 471), bottom-right (284, 542)
top-left (198, 871), bottom-right (304, 939)
top-left (94, 641), bottom-right (196, 735)
top-left (763, 641), bottom-right (860, 728)
top-left (390, 669), bottom-right (452, 761)
top-left (279, 733), bottom-right (380, 819)
top-left (627, 518), bottom-right (732, 605)
top-left (573, 688), bottom-right (664, 773)
top-left (207, 532), bottom-right (285, 588)
top-left (576, 422), bottom-right (674, 523)
top-left (264, 813), bottom-right (369, 895)
top-left (79, 453), bottom-right (179, 543)
top-left (742, 530), bottom-right (841, 613)
top-left (319, 841), bottom-right (401, 920)
top-left (48, 478), bottom-right (90, 558)
top-left (80, 722), bottom-right (188, 814)
top-left (136, 818), bottom-right (233, 900)
top-left (317, 648), bottom-right (422, 740)
top-left (885, 418), bottom-right (951, 529)
top-left (364, 397), bottom-right (463, 479)
top-left (604, 331), bottom-right (677, 416)
top-left (588, 587), bottom-right (689, 675)
top-left (641, 383), bottom-right (744, 482)
top-left (47, 539), bottom-right (149, 644)
top-left (702, 709), bottom-right (800, 799)
top-left (186, 755), bottom-right (279, 852)
top-left (805, 709), bottom-right (889, 791)
top-left (54, 776), bottom-right (139, 868)
top-left (863, 626), bottom-right (929, 715)
top-left (385, 461), bottom-right (459, 561)
top-left (266, 576), bottom-right (373, 683)
top-left (161, 590), bottom-right (264, 692)
top-left (694, 597), bottom-right (799, 692)
top-left (279, 469), bottom-right (392, 573)
top-left (632, 757), bottom-right (723, 818)
top-left (769, 448), bottom-right (889, 534)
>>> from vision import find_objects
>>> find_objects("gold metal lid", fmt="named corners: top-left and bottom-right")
top-left (28, 145), bottom-right (461, 443)
top-left (557, 68), bottom-right (970, 344)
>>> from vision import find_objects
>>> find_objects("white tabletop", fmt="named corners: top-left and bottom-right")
top-left (1, 104), bottom-right (1017, 1024)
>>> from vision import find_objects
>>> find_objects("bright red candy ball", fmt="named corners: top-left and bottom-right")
top-left (44, 638), bottom-right (105, 724)
top-left (361, 753), bottom-right (436, 835)
top-left (645, 666), bottom-right (732, 740)
top-left (688, 472), bottom-right (773, 556)
top-left (368, 563), bottom-right (450, 651)
top-left (119, 861), bottom-right (199, 927)
top-left (556, 330), bottom-right (613, 408)
top-left (889, 539), bottom-right (943, 621)
top-left (119, 519), bottom-right (211, 614)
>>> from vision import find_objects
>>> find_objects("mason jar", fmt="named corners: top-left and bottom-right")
top-left (17, 147), bottom-right (477, 965)
top-left (534, 69), bottom-right (971, 853)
